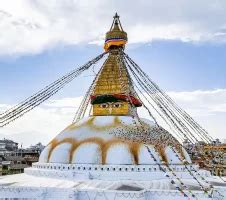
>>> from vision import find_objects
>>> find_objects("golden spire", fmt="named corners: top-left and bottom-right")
top-left (104, 13), bottom-right (128, 52)
top-left (91, 14), bottom-right (141, 116)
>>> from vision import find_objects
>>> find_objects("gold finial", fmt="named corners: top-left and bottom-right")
top-left (104, 13), bottom-right (127, 51)
top-left (114, 12), bottom-right (119, 19)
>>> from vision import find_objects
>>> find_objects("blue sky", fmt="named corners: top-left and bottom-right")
top-left (0, 0), bottom-right (226, 146)
top-left (1, 40), bottom-right (226, 103)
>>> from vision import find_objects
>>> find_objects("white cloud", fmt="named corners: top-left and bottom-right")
top-left (0, 89), bottom-right (226, 146)
top-left (0, 96), bottom-right (83, 147)
top-left (133, 89), bottom-right (226, 142)
top-left (168, 89), bottom-right (226, 115)
top-left (0, 0), bottom-right (226, 55)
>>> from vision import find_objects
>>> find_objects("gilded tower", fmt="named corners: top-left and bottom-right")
top-left (91, 13), bottom-right (142, 116)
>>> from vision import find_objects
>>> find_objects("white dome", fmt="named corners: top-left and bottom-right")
top-left (39, 144), bottom-right (51, 163)
top-left (138, 145), bottom-right (161, 164)
top-left (49, 143), bottom-right (71, 163)
top-left (72, 143), bottom-right (102, 164)
top-left (165, 146), bottom-right (182, 164)
top-left (105, 143), bottom-right (134, 164)
top-left (39, 116), bottom-right (190, 165)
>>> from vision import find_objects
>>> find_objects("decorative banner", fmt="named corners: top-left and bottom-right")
top-left (104, 38), bottom-right (127, 51)
top-left (145, 146), bottom-right (195, 199)
top-left (91, 94), bottom-right (142, 107)
top-left (171, 146), bottom-right (224, 199)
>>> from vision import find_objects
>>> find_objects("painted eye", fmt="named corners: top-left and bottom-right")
top-left (113, 103), bottom-right (121, 108)
top-left (99, 103), bottom-right (109, 108)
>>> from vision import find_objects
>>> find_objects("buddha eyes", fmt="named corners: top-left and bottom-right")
top-left (99, 102), bottom-right (122, 108)
top-left (100, 103), bottom-right (109, 108)
top-left (113, 103), bottom-right (121, 108)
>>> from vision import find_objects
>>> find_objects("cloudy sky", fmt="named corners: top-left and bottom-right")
top-left (0, 0), bottom-right (226, 147)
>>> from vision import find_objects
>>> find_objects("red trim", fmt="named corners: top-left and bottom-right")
top-left (91, 94), bottom-right (142, 107)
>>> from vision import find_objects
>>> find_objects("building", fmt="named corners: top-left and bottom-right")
top-left (183, 139), bottom-right (226, 177)
top-left (0, 139), bottom-right (18, 155)
top-left (204, 144), bottom-right (226, 176)
top-left (0, 14), bottom-right (226, 199)
top-left (0, 140), bottom-right (44, 175)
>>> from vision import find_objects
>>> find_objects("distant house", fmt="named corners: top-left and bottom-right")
top-left (0, 139), bottom-right (18, 155)
top-left (0, 139), bottom-right (45, 176)
top-left (184, 139), bottom-right (226, 176)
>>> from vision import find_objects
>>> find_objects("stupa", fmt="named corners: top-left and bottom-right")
top-left (0, 14), bottom-right (226, 200)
